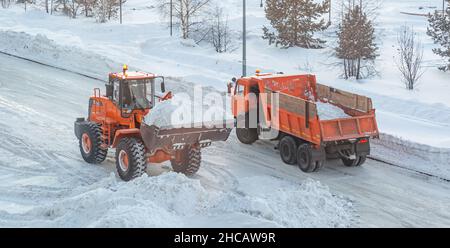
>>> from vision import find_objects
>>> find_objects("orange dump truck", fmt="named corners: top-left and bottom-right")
top-left (231, 72), bottom-right (379, 172)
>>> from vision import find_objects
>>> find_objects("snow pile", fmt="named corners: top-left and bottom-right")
top-left (17, 173), bottom-right (353, 227)
top-left (215, 177), bottom-right (354, 228)
top-left (0, 31), bottom-right (115, 79)
top-left (316, 101), bottom-right (350, 120)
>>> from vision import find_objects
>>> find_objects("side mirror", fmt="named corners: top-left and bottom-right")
top-left (161, 81), bottom-right (166, 93)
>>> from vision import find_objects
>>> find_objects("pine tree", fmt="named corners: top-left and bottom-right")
top-left (335, 5), bottom-right (378, 79)
top-left (427, 1), bottom-right (450, 71)
top-left (262, 0), bottom-right (330, 49)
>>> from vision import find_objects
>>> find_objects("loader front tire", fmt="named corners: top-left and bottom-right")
top-left (279, 136), bottom-right (297, 165)
top-left (115, 138), bottom-right (147, 181)
top-left (171, 146), bottom-right (201, 176)
top-left (79, 122), bottom-right (107, 164)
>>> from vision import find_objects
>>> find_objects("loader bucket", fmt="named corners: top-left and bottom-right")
top-left (140, 123), bottom-right (232, 155)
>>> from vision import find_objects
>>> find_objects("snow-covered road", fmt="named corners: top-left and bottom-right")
top-left (0, 53), bottom-right (449, 227)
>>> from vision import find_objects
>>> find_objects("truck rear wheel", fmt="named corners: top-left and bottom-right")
top-left (341, 155), bottom-right (366, 167)
top-left (171, 146), bottom-right (201, 176)
top-left (296, 144), bottom-right (323, 173)
top-left (115, 138), bottom-right (147, 181)
top-left (79, 122), bottom-right (107, 164)
top-left (279, 136), bottom-right (297, 165)
top-left (235, 113), bottom-right (258, 144)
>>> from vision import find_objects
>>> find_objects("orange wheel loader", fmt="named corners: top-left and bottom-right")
top-left (74, 65), bottom-right (232, 181)
top-left (231, 71), bottom-right (379, 173)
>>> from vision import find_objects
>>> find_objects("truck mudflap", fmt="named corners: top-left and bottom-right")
top-left (140, 123), bottom-right (232, 155)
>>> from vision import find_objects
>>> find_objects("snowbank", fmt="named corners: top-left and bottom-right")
top-left (20, 173), bottom-right (353, 227)
top-left (316, 101), bottom-right (350, 120)
top-left (0, 31), bottom-right (115, 79)
top-left (372, 133), bottom-right (450, 180)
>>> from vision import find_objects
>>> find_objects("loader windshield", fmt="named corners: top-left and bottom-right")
top-left (122, 79), bottom-right (153, 109)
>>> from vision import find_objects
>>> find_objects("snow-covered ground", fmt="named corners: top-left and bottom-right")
top-left (0, 0), bottom-right (450, 227)
top-left (0, 51), bottom-right (450, 227)
top-left (0, 53), bottom-right (355, 227)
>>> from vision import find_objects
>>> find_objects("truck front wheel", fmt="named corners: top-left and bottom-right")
top-left (171, 146), bottom-right (201, 176)
top-left (235, 113), bottom-right (258, 144)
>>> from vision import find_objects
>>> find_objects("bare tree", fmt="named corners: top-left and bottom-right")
top-left (80, 0), bottom-right (96, 17)
top-left (395, 26), bottom-right (424, 90)
top-left (208, 6), bottom-right (232, 53)
top-left (16, 0), bottom-right (33, 11)
top-left (1, 0), bottom-right (11, 8)
top-left (94, 0), bottom-right (121, 22)
top-left (159, 0), bottom-right (211, 39)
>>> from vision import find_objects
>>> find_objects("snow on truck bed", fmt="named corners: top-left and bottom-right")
top-left (144, 97), bottom-right (351, 127)
top-left (316, 101), bottom-right (350, 120)
top-left (143, 97), bottom-right (234, 129)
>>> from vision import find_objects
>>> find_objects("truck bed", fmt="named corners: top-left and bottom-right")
top-left (264, 84), bottom-right (379, 145)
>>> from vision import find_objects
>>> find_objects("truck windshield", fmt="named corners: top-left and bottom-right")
top-left (124, 79), bottom-right (153, 109)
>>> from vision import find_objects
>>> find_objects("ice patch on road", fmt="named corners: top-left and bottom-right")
top-left (18, 173), bottom-right (353, 227)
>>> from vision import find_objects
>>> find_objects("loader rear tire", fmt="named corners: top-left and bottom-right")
top-left (171, 146), bottom-right (201, 176)
top-left (279, 136), bottom-right (297, 165)
top-left (115, 138), bottom-right (147, 181)
top-left (296, 144), bottom-right (323, 173)
top-left (79, 122), bottom-right (107, 164)
top-left (341, 155), bottom-right (366, 167)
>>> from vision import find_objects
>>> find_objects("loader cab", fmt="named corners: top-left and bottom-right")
top-left (106, 66), bottom-right (165, 116)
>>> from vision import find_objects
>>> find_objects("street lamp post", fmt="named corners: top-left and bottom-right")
top-left (170, 0), bottom-right (173, 36)
top-left (120, 0), bottom-right (122, 24)
top-left (242, 0), bottom-right (247, 77)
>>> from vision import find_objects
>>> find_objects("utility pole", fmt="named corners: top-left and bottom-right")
top-left (120, 0), bottom-right (123, 24)
top-left (260, 0), bottom-right (263, 8)
top-left (170, 0), bottom-right (173, 36)
top-left (444, 0), bottom-right (445, 14)
top-left (242, 0), bottom-right (247, 77)
top-left (329, 0), bottom-right (331, 24)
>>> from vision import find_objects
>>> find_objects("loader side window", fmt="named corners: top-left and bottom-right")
top-left (113, 80), bottom-right (120, 103)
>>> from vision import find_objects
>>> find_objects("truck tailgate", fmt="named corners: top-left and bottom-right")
top-left (319, 114), bottom-right (379, 142)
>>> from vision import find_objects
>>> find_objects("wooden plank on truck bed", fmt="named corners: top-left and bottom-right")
top-left (265, 88), bottom-right (317, 118)
top-left (316, 83), bottom-right (372, 113)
